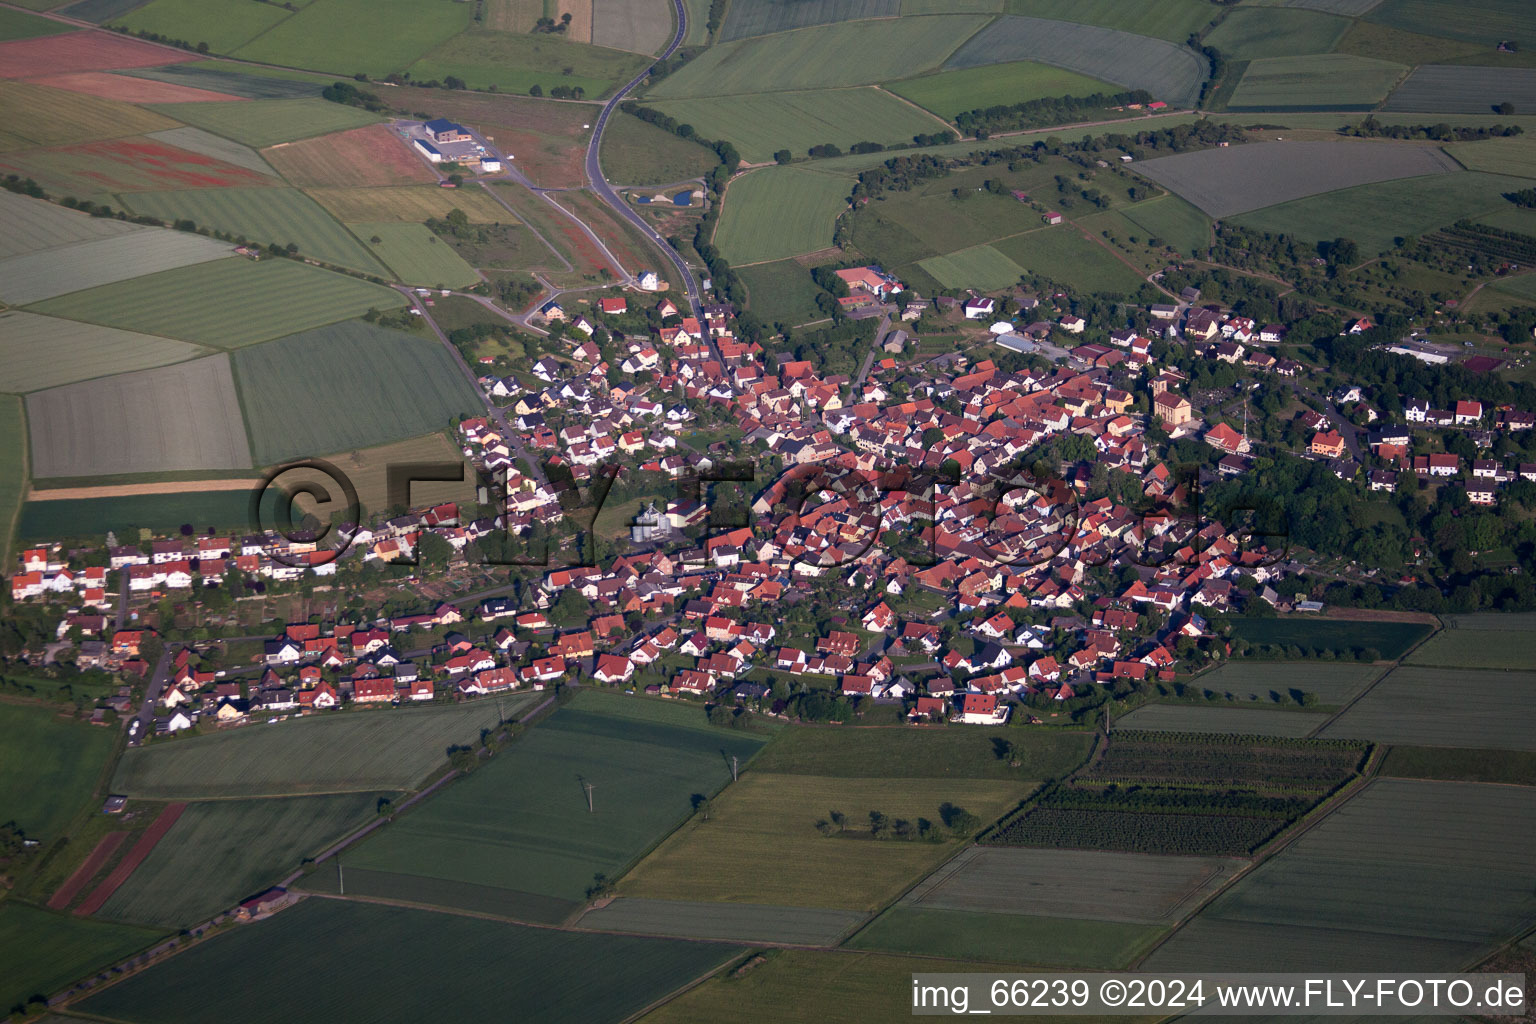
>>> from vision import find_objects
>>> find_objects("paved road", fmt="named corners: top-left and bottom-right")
top-left (853, 314), bottom-right (893, 387)
top-left (127, 646), bottom-right (175, 746)
top-left (1290, 382), bottom-right (1365, 461)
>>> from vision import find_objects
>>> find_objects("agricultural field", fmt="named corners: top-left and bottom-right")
top-left (97, 793), bottom-right (386, 928)
top-left (406, 28), bottom-right (647, 97)
top-left (1004, 0), bottom-right (1219, 42)
top-left (1114, 194), bottom-right (1211, 255)
top-left (112, 698), bottom-right (530, 800)
top-left (60, 0), bottom-right (146, 15)
top-left (231, 0), bottom-right (475, 77)
top-left (1363, 0), bottom-right (1536, 47)
top-left (647, 15), bottom-right (992, 98)
top-left (848, 909), bottom-right (1165, 968)
top-left (1261, 0), bottom-right (1386, 13)
top-left (919, 243), bottom-right (1026, 291)
top-left (144, 126), bottom-right (271, 175)
top-left (1131, 139), bottom-right (1459, 219)
top-left (649, 88), bottom-right (947, 165)
top-left (0, 7), bottom-right (74, 39)
top-left (592, 0), bottom-right (676, 54)
top-left (1321, 667), bottom-right (1536, 750)
top-left (0, 701), bottom-right (118, 841)
top-left (283, 434), bottom-right (474, 517)
top-left (1178, 660), bottom-right (1379, 704)
top-left (18, 489), bottom-right (258, 540)
top-left (0, 135), bottom-right (277, 194)
top-left (1226, 54), bottom-right (1407, 110)
top-left (599, 111), bottom-right (718, 187)
top-left (78, 899), bottom-right (740, 1024)
top-left (751, 725), bottom-right (1093, 779)
top-left (233, 320), bottom-right (483, 465)
top-left (305, 183), bottom-right (512, 223)
top-left (321, 693), bottom-right (766, 917)
top-left (1382, 66), bottom-right (1536, 114)
top-left (22, 70), bottom-right (247, 104)
top-left (619, 773), bottom-right (1028, 910)
top-left (890, 61), bottom-right (1118, 121)
top-left (0, 396), bottom-right (23, 566)
top-left (0, 190), bottom-right (144, 261)
top-left (0, 28), bottom-right (197, 78)
top-left (25, 354), bottom-right (251, 478)
top-left (713, 165), bottom-right (852, 264)
top-left (0, 79), bottom-right (176, 150)
top-left (31, 256), bottom-right (405, 348)
top-left (0, 311), bottom-right (210, 392)
top-left (119, 62), bottom-right (326, 100)
top-left (261, 124), bottom-right (436, 188)
top-left (0, 229), bottom-right (233, 306)
top-left (1229, 170), bottom-right (1532, 254)
top-left (1143, 779), bottom-right (1536, 970)
top-left (1113, 704), bottom-right (1329, 737)
top-left (146, 97), bottom-right (381, 148)
top-left (1229, 616), bottom-right (1434, 659)
top-left (738, 259), bottom-right (828, 326)
top-left (992, 226), bottom-right (1147, 293)
top-left (117, 0), bottom-right (295, 53)
top-left (1448, 134), bottom-right (1536, 179)
top-left (118, 187), bottom-right (386, 275)
top-left (1406, 626), bottom-right (1535, 670)
top-left (1202, 7), bottom-right (1352, 58)
top-left (354, 222), bottom-right (481, 288)
top-left (0, 904), bottom-right (163, 1016)
top-left (576, 898), bottom-right (867, 945)
top-left (1380, 746), bottom-right (1536, 786)
top-left (718, 0), bottom-right (897, 42)
top-left (943, 17), bottom-right (1206, 107)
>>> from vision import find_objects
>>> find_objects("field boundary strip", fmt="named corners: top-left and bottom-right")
top-left (74, 803), bottom-right (187, 917)
top-left (27, 478), bottom-right (264, 500)
top-left (47, 831), bottom-right (129, 910)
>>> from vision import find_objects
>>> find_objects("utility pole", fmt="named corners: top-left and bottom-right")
top-left (584, 781), bottom-right (595, 813)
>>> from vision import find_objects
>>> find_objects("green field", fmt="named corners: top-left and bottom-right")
top-left (751, 725), bottom-right (1093, 779)
top-left (117, 0), bottom-right (295, 52)
top-left (1380, 746), bottom-right (1536, 786)
top-left (943, 16), bottom-right (1206, 107)
top-left (1405, 627), bottom-right (1534, 671)
top-left (889, 61), bottom-right (1119, 120)
top-left (78, 898), bottom-right (740, 1024)
top-left (918, 243), bottom-right (1026, 290)
top-left (1203, 7), bottom-right (1352, 58)
top-left (0, 702), bottom-right (117, 842)
top-left (0, 190), bottom-right (146, 262)
top-left (714, 165), bottom-right (852, 264)
top-left (0, 80), bottom-right (179, 152)
top-left (993, 226), bottom-right (1147, 293)
top-left (0, 904), bottom-right (163, 1015)
top-left (112, 699), bottom-right (531, 800)
top-left (232, 319), bottom-right (483, 465)
top-left (1227, 54), bottom-right (1407, 110)
top-left (98, 794), bottom-right (386, 929)
top-left (407, 28), bottom-right (648, 97)
top-left (232, 0), bottom-right (474, 76)
top-left (354, 222), bottom-right (481, 288)
top-left (119, 188), bottom-right (386, 276)
top-left (600, 111), bottom-right (720, 186)
top-left (1449, 134), bottom-right (1536, 180)
top-left (120, 63), bottom-right (326, 100)
top-left (1383, 65), bottom-right (1536, 114)
top-left (647, 15), bottom-right (992, 98)
top-left (144, 126), bottom-right (273, 176)
top-left (1113, 704), bottom-right (1330, 736)
top-left (317, 693), bottom-right (766, 916)
top-left (1144, 779), bottom-right (1536, 970)
top-left (649, 88), bottom-right (948, 165)
top-left (717, 0), bottom-right (898, 42)
top-left (0, 395), bottom-right (24, 568)
top-left (19, 490), bottom-right (263, 541)
top-left (1229, 171), bottom-right (1530, 254)
top-left (0, 6), bottom-right (75, 39)
top-left (1364, 0), bottom-right (1536, 47)
top-left (737, 259), bottom-right (827, 326)
top-left (0, 229), bottom-right (234, 306)
top-left (31, 257), bottom-right (405, 348)
top-left (1177, 660), bottom-right (1380, 704)
top-left (0, 311), bottom-right (211, 393)
top-left (146, 97), bottom-right (382, 148)
top-left (848, 908), bottom-right (1164, 968)
top-left (1004, 0), bottom-right (1219, 42)
top-left (576, 898), bottom-right (868, 945)
top-left (1114, 194), bottom-right (1212, 255)
top-left (1229, 616), bottom-right (1434, 659)
top-left (1321, 667), bottom-right (1536, 750)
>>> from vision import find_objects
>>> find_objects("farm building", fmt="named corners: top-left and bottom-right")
top-left (414, 138), bottom-right (443, 164)
top-left (425, 119), bottom-right (472, 144)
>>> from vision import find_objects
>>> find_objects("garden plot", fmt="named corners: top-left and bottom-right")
top-left (0, 311), bottom-right (210, 392)
top-left (0, 228), bottom-right (232, 304)
top-left (1382, 66), bottom-right (1536, 114)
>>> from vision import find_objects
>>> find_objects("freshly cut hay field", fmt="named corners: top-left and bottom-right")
top-left (353, 221), bottom-right (482, 288)
top-left (714, 165), bottom-right (852, 264)
top-left (890, 61), bottom-right (1119, 120)
top-left (0, 28), bottom-right (197, 78)
top-left (0, 701), bottom-right (118, 841)
top-left (601, 111), bottom-right (719, 187)
top-left (751, 725), bottom-right (1092, 779)
top-left (0, 136), bottom-right (275, 194)
top-left (118, 62), bottom-right (326, 99)
top-left (1365, 0), bottom-right (1536, 47)
top-left (0, 189), bottom-right (145, 260)
top-left (0, 904), bottom-right (162, 1018)
top-left (114, 699), bottom-right (530, 800)
top-left (0, 79), bottom-right (177, 149)
top-left (1383, 66), bottom-right (1536, 114)
top-left (407, 29), bottom-right (643, 97)
top-left (25, 354), bottom-right (251, 477)
top-left (577, 899), bottom-right (867, 945)
top-left (718, 0), bottom-right (898, 43)
top-left (1143, 779), bottom-right (1536, 971)
top-left (992, 226), bottom-right (1146, 293)
top-left (592, 0), bottom-right (675, 54)
top-left (1113, 704), bottom-right (1329, 737)
top-left (277, 432), bottom-right (474, 518)
top-left (332, 693), bottom-right (766, 909)
top-left (144, 125), bottom-right (270, 175)
top-left (1003, 0), bottom-right (1219, 42)
top-left (647, 15), bottom-right (992, 98)
top-left (944, 16), bottom-right (1206, 107)
top-left (0, 228), bottom-right (232, 305)
top-left (233, 320), bottom-right (484, 464)
top-left (117, 0), bottom-right (296, 53)
top-left (0, 311), bottom-right (210, 391)
top-left (0, 7), bottom-right (75, 39)
top-left (1320, 667), bottom-right (1536, 750)
top-left (78, 899), bottom-right (740, 1024)
top-left (650, 88), bottom-right (946, 164)
top-left (1229, 171), bottom-right (1532, 254)
top-left (901, 845), bottom-right (1244, 922)
top-left (305, 183), bottom-right (512, 223)
top-left (233, 0), bottom-right (474, 77)
top-left (31, 256), bottom-right (403, 347)
top-left (918, 243), bottom-right (1026, 290)
top-left (147, 97), bottom-right (381, 148)
top-left (0, 396), bottom-right (24, 568)
top-left (1132, 139), bottom-right (1459, 218)
top-left (261, 124), bottom-right (435, 187)
top-left (21, 70), bottom-right (244, 104)
top-left (1406, 627), bottom-right (1535, 671)
top-left (98, 793), bottom-right (385, 928)
top-left (1116, 194), bottom-right (1211, 254)
top-left (1448, 134), bottom-right (1536, 179)
top-left (848, 908), bottom-right (1163, 968)
top-left (738, 258), bottom-right (826, 325)
top-left (619, 773), bottom-right (1028, 910)
top-left (1202, 7), bottom-right (1351, 58)
top-left (1227, 54), bottom-right (1406, 110)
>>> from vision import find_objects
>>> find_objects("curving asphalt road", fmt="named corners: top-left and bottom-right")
top-left (584, 0), bottom-right (705, 321)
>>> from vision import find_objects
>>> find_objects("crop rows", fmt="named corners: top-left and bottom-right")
top-left (988, 807), bottom-right (1283, 856)
top-left (1085, 734), bottom-right (1365, 790)
top-left (1426, 221), bottom-right (1536, 264)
